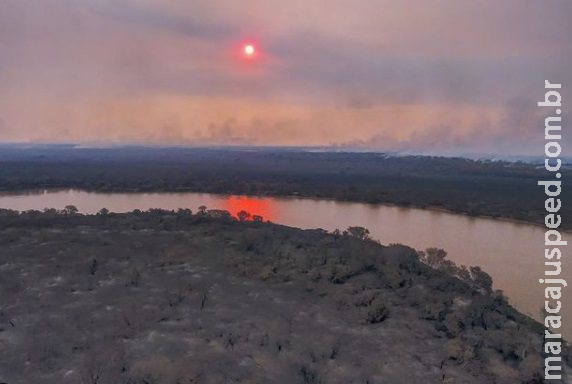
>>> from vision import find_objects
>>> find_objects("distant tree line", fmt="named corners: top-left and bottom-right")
top-left (0, 147), bottom-right (570, 228)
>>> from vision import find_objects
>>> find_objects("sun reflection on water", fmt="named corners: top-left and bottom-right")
top-left (223, 195), bottom-right (276, 221)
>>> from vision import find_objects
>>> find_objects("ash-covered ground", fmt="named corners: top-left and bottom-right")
top-left (0, 209), bottom-right (569, 383)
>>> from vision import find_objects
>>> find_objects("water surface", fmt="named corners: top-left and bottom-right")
top-left (1, 189), bottom-right (569, 338)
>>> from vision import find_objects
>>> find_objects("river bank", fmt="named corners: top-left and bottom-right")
top-left (1, 210), bottom-right (570, 383)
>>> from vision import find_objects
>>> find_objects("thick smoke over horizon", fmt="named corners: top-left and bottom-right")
top-left (0, 0), bottom-right (570, 155)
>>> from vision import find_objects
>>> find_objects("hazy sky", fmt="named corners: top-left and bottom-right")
top-left (0, 0), bottom-right (570, 154)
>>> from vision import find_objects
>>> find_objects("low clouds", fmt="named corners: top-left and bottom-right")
top-left (0, 0), bottom-right (569, 154)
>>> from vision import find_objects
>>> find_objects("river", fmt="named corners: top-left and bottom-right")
top-left (1, 189), bottom-right (569, 338)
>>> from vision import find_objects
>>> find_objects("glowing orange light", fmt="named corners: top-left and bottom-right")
top-left (224, 196), bottom-right (275, 221)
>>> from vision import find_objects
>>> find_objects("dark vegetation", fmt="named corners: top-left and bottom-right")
top-left (0, 208), bottom-right (570, 383)
top-left (0, 146), bottom-right (570, 228)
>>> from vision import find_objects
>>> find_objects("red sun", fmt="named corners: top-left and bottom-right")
top-left (244, 44), bottom-right (255, 56)
top-left (241, 42), bottom-right (259, 60)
